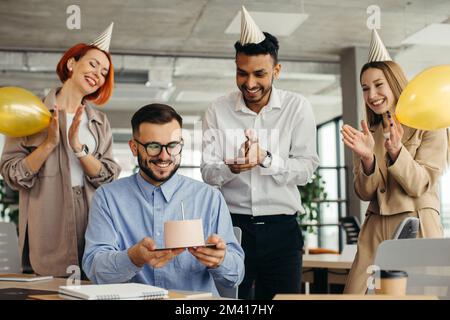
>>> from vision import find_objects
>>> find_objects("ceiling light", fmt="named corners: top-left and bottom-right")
top-left (225, 10), bottom-right (308, 37)
top-left (402, 23), bottom-right (450, 46)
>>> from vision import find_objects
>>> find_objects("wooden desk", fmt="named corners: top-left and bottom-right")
top-left (0, 277), bottom-right (74, 291)
top-left (0, 277), bottom-right (216, 300)
top-left (302, 254), bottom-right (353, 293)
top-left (303, 254), bottom-right (353, 269)
top-left (0, 278), bottom-right (88, 300)
top-left (273, 294), bottom-right (438, 300)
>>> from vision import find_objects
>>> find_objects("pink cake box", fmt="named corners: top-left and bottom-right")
top-left (164, 219), bottom-right (205, 249)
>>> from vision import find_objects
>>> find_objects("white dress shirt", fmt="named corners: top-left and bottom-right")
top-left (201, 87), bottom-right (320, 216)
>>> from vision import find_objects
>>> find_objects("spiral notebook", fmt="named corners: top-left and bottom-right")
top-left (59, 283), bottom-right (168, 300)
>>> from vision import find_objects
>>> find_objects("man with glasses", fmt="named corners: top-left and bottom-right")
top-left (82, 104), bottom-right (244, 295)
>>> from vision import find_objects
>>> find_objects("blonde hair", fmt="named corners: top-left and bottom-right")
top-left (359, 61), bottom-right (408, 127)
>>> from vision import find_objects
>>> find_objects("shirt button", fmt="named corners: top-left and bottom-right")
top-left (156, 232), bottom-right (160, 236)
top-left (100, 172), bottom-right (105, 177)
top-left (25, 172), bottom-right (30, 177)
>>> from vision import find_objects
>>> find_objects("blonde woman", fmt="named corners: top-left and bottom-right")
top-left (341, 59), bottom-right (446, 294)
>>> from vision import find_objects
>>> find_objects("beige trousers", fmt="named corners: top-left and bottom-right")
top-left (344, 208), bottom-right (443, 294)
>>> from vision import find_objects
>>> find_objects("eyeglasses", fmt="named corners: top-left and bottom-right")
top-left (134, 139), bottom-right (184, 157)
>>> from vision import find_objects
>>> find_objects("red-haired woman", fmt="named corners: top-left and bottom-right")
top-left (0, 40), bottom-right (121, 277)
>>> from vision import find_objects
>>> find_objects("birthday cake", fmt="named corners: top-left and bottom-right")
top-left (164, 219), bottom-right (205, 248)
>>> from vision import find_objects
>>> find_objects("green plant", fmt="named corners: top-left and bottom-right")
top-left (297, 172), bottom-right (328, 234)
top-left (0, 178), bottom-right (19, 226)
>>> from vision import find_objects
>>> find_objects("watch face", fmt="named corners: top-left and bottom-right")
top-left (264, 152), bottom-right (272, 167)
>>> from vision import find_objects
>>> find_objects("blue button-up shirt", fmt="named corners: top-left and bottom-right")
top-left (82, 173), bottom-right (245, 295)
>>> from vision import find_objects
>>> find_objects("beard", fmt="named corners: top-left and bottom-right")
top-left (240, 76), bottom-right (274, 104)
top-left (137, 152), bottom-right (180, 184)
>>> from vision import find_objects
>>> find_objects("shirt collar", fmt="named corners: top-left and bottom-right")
top-left (234, 86), bottom-right (282, 113)
top-left (135, 171), bottom-right (180, 203)
top-left (43, 88), bottom-right (103, 124)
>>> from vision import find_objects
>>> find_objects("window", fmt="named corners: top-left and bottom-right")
top-left (306, 117), bottom-right (346, 252)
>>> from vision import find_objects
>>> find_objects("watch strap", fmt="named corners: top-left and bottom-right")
top-left (74, 145), bottom-right (89, 158)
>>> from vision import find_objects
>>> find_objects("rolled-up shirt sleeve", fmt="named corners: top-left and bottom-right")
top-left (84, 119), bottom-right (121, 188)
top-left (0, 136), bottom-right (39, 190)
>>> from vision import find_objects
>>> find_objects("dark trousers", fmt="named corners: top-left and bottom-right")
top-left (231, 214), bottom-right (303, 300)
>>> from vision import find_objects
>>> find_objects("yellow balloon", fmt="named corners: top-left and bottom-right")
top-left (396, 65), bottom-right (450, 130)
top-left (0, 87), bottom-right (51, 137)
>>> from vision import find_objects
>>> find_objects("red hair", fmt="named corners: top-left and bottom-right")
top-left (56, 43), bottom-right (114, 105)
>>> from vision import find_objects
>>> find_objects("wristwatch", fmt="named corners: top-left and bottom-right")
top-left (259, 150), bottom-right (272, 168)
top-left (74, 144), bottom-right (89, 158)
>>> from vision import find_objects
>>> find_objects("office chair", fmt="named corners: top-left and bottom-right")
top-left (340, 216), bottom-right (418, 244)
top-left (215, 226), bottom-right (242, 299)
top-left (392, 217), bottom-right (419, 239)
top-left (0, 222), bottom-right (21, 273)
top-left (339, 216), bottom-right (361, 245)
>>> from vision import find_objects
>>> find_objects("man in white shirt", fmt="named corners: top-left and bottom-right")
top-left (201, 7), bottom-right (319, 300)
